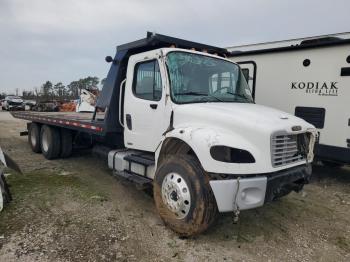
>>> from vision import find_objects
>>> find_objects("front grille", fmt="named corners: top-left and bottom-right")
top-left (271, 134), bottom-right (305, 167)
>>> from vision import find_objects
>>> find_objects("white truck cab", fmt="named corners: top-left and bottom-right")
top-left (15, 33), bottom-right (317, 236)
top-left (115, 46), bottom-right (316, 235)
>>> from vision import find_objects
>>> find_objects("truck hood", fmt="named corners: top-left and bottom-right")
top-left (173, 102), bottom-right (314, 134)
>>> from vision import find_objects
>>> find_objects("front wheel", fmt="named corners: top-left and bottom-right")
top-left (153, 155), bottom-right (218, 236)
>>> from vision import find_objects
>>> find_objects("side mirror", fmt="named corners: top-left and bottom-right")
top-left (105, 56), bottom-right (113, 63)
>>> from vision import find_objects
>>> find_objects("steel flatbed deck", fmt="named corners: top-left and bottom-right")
top-left (11, 111), bottom-right (105, 134)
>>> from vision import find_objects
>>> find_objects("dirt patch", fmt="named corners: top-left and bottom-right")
top-left (1, 111), bottom-right (350, 261)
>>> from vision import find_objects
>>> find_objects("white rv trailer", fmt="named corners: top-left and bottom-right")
top-left (228, 32), bottom-right (350, 166)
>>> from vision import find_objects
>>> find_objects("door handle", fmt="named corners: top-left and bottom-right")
top-left (150, 104), bottom-right (158, 109)
top-left (126, 114), bottom-right (132, 130)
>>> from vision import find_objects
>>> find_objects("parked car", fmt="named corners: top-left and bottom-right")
top-left (23, 100), bottom-right (37, 111)
top-left (31, 101), bottom-right (59, 112)
top-left (2, 96), bottom-right (25, 111)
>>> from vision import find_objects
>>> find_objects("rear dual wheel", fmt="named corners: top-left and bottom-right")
top-left (60, 129), bottom-right (73, 158)
top-left (28, 124), bottom-right (73, 159)
top-left (40, 125), bottom-right (61, 160)
top-left (28, 123), bottom-right (41, 153)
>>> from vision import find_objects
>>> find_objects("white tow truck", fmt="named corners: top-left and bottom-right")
top-left (12, 33), bottom-right (317, 236)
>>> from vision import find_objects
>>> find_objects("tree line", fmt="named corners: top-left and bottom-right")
top-left (0, 76), bottom-right (107, 101)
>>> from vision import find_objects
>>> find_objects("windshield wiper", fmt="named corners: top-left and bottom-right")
top-left (226, 92), bottom-right (251, 101)
top-left (174, 91), bottom-right (223, 102)
top-left (174, 91), bottom-right (206, 96)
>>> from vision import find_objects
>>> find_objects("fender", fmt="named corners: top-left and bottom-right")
top-left (156, 125), bottom-right (274, 175)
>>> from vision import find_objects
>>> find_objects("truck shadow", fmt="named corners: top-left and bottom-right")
top-left (311, 164), bottom-right (350, 184)
top-left (199, 166), bottom-right (350, 243)
top-left (202, 198), bottom-right (303, 244)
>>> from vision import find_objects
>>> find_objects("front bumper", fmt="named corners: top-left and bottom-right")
top-left (209, 164), bottom-right (312, 212)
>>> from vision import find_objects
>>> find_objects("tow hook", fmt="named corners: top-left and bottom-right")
top-left (232, 177), bottom-right (241, 224)
top-left (233, 208), bottom-right (240, 224)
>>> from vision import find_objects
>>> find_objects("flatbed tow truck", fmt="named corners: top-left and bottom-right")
top-left (12, 32), bottom-right (317, 236)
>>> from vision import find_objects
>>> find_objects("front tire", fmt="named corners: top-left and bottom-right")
top-left (40, 125), bottom-right (61, 160)
top-left (153, 155), bottom-right (218, 236)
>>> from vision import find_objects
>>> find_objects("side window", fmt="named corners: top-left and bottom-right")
top-left (133, 60), bottom-right (162, 101)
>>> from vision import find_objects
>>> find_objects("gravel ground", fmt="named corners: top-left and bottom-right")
top-left (0, 110), bottom-right (349, 262)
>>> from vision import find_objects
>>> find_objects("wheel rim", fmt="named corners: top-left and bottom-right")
top-left (42, 130), bottom-right (49, 152)
top-left (30, 129), bottom-right (37, 147)
top-left (161, 172), bottom-right (191, 219)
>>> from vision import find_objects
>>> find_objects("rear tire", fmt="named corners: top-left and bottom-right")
top-left (40, 125), bottom-right (61, 160)
top-left (28, 123), bottom-right (41, 153)
top-left (153, 155), bottom-right (218, 237)
top-left (60, 129), bottom-right (73, 158)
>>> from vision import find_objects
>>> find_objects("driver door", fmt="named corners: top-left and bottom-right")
top-left (123, 50), bottom-right (170, 152)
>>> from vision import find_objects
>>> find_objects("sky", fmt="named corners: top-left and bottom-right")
top-left (0, 0), bottom-right (349, 94)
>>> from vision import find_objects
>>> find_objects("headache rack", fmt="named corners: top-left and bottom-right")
top-left (271, 132), bottom-right (308, 167)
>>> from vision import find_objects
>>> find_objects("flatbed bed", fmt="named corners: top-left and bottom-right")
top-left (11, 111), bottom-right (105, 134)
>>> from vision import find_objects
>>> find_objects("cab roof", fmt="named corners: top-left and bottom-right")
top-left (116, 32), bottom-right (230, 57)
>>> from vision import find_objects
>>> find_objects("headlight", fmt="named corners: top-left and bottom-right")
top-left (210, 146), bottom-right (255, 163)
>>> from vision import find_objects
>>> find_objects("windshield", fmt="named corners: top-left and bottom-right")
top-left (166, 51), bottom-right (254, 104)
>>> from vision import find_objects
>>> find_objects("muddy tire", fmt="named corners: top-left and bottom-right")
top-left (60, 129), bottom-right (73, 158)
top-left (28, 123), bottom-right (41, 153)
top-left (40, 125), bottom-right (61, 160)
top-left (153, 155), bottom-right (218, 236)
